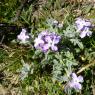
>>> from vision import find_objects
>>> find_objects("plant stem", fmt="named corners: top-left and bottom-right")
top-left (77, 60), bottom-right (95, 74)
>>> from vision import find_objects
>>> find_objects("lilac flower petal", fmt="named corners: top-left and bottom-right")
top-left (80, 31), bottom-right (87, 38)
top-left (84, 27), bottom-right (92, 36)
top-left (34, 38), bottom-right (44, 48)
top-left (80, 26), bottom-right (86, 31)
top-left (38, 31), bottom-right (48, 38)
top-left (34, 44), bottom-right (41, 49)
top-left (42, 44), bottom-right (50, 52)
top-left (76, 24), bottom-right (85, 31)
top-left (17, 28), bottom-right (29, 43)
top-left (78, 76), bottom-right (83, 83)
top-left (51, 45), bottom-right (58, 51)
top-left (69, 80), bottom-right (82, 90)
top-left (87, 32), bottom-right (92, 36)
top-left (85, 20), bottom-right (92, 27)
top-left (53, 37), bottom-right (61, 44)
top-left (68, 81), bottom-right (74, 88)
top-left (75, 18), bottom-right (92, 32)
top-left (79, 27), bottom-right (92, 38)
top-left (73, 82), bottom-right (82, 90)
top-left (67, 73), bottom-right (83, 91)
top-left (45, 35), bottom-right (52, 42)
top-left (71, 73), bottom-right (77, 79)
top-left (86, 30), bottom-right (92, 36)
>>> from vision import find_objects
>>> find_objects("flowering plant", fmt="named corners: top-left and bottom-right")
top-left (75, 18), bottom-right (92, 38)
top-left (17, 28), bottom-right (30, 44)
top-left (34, 30), bottom-right (61, 52)
top-left (65, 73), bottom-right (83, 91)
top-left (0, 1), bottom-right (95, 94)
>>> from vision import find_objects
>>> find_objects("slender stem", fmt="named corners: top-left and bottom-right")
top-left (0, 35), bottom-right (5, 43)
top-left (77, 60), bottom-right (95, 74)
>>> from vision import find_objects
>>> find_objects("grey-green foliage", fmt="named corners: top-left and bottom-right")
top-left (52, 59), bottom-right (63, 82)
top-left (32, 23), bottom-right (80, 83)
top-left (46, 18), bottom-right (63, 34)
top-left (52, 51), bottom-right (78, 83)
top-left (19, 62), bottom-right (30, 80)
top-left (64, 25), bottom-right (84, 49)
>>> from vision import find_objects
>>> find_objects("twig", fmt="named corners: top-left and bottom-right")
top-left (77, 60), bottom-right (95, 74)
top-left (0, 35), bottom-right (5, 44)
top-left (0, 44), bottom-right (11, 50)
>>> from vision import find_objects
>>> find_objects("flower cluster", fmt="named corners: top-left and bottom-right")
top-left (68, 73), bottom-right (83, 90)
top-left (17, 28), bottom-right (30, 43)
top-left (75, 18), bottom-right (92, 38)
top-left (34, 30), bottom-right (61, 52)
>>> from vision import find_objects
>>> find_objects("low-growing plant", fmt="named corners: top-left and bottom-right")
top-left (0, 0), bottom-right (95, 95)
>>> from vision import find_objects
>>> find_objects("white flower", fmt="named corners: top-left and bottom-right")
top-left (17, 28), bottom-right (29, 43)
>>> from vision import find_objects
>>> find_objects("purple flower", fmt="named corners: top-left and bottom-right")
top-left (75, 18), bottom-right (91, 31)
top-left (80, 27), bottom-right (92, 38)
top-left (17, 28), bottom-right (30, 43)
top-left (34, 31), bottom-right (61, 52)
top-left (38, 30), bottom-right (48, 38)
top-left (42, 44), bottom-right (50, 52)
top-left (75, 18), bottom-right (92, 38)
top-left (34, 37), bottom-right (44, 49)
top-left (68, 73), bottom-right (83, 90)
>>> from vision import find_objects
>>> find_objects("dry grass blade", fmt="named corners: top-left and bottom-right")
top-left (77, 60), bottom-right (95, 74)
